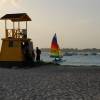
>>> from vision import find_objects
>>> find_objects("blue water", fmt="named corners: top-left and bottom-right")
top-left (41, 52), bottom-right (100, 66)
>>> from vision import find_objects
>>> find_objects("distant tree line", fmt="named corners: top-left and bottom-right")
top-left (41, 48), bottom-right (100, 53)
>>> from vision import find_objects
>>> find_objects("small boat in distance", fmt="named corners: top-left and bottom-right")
top-left (50, 33), bottom-right (63, 62)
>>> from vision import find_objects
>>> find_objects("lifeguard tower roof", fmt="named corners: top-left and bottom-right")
top-left (0, 13), bottom-right (31, 21)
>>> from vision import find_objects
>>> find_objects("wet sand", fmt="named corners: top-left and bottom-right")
top-left (0, 65), bottom-right (100, 100)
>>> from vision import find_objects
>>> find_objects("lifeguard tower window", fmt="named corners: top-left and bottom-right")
top-left (9, 41), bottom-right (13, 47)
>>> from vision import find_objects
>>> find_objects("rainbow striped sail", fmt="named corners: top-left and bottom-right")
top-left (50, 33), bottom-right (62, 58)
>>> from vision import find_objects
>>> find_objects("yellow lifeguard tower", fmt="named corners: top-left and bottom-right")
top-left (0, 13), bottom-right (34, 65)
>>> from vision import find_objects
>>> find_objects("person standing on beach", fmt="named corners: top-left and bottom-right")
top-left (32, 49), bottom-right (35, 61)
top-left (36, 47), bottom-right (41, 62)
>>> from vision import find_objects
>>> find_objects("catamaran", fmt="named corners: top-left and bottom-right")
top-left (50, 33), bottom-right (63, 62)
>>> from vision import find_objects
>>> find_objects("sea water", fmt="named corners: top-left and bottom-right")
top-left (41, 52), bottom-right (100, 66)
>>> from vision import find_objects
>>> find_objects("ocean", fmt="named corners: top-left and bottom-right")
top-left (41, 52), bottom-right (100, 66)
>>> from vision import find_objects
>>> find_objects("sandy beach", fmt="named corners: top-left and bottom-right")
top-left (0, 65), bottom-right (100, 100)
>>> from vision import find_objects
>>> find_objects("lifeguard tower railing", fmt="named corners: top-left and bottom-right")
top-left (5, 29), bottom-right (27, 39)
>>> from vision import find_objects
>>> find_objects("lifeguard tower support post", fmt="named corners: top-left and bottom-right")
top-left (0, 13), bottom-right (34, 66)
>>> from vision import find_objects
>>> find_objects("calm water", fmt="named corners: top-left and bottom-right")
top-left (41, 52), bottom-right (100, 66)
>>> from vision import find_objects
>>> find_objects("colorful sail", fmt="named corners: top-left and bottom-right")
top-left (50, 33), bottom-right (61, 58)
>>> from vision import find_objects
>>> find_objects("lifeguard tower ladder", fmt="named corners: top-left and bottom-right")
top-left (0, 13), bottom-right (34, 63)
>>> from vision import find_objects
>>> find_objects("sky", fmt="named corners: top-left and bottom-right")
top-left (0, 0), bottom-right (100, 49)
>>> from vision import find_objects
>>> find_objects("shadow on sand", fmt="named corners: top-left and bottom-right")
top-left (0, 61), bottom-right (59, 69)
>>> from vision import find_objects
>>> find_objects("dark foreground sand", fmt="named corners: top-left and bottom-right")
top-left (0, 65), bottom-right (100, 100)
